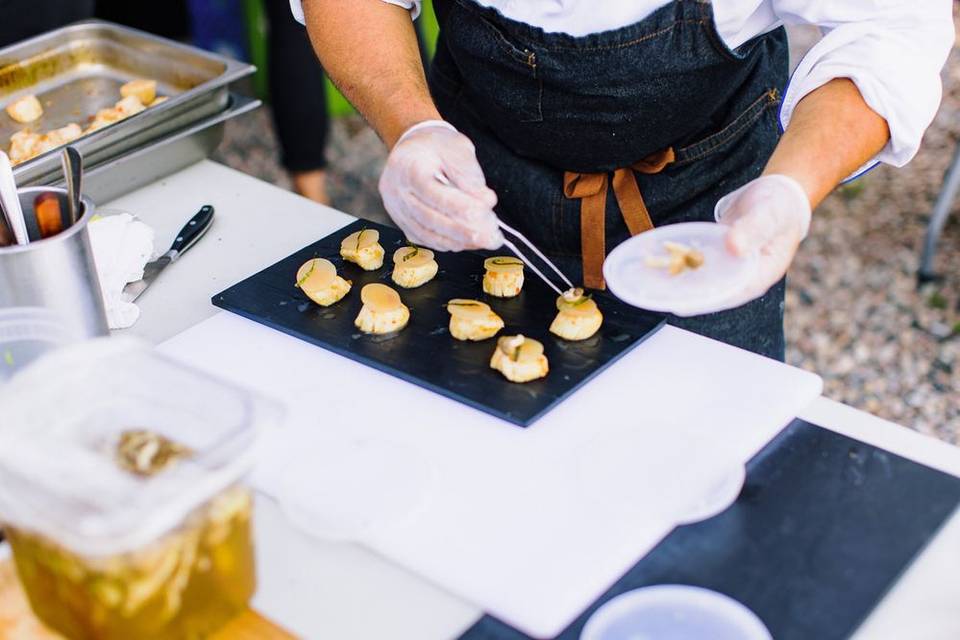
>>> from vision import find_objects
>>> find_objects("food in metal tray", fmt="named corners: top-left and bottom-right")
top-left (87, 95), bottom-right (147, 134)
top-left (340, 228), bottom-right (385, 270)
top-left (5, 78), bottom-right (166, 166)
top-left (6, 429), bottom-right (256, 640)
top-left (391, 245), bottom-right (438, 288)
top-left (120, 79), bottom-right (157, 105)
top-left (446, 298), bottom-right (504, 341)
top-left (8, 123), bottom-right (83, 164)
top-left (490, 334), bottom-right (549, 383)
top-left (645, 240), bottom-right (705, 275)
top-left (482, 256), bottom-right (525, 297)
top-left (296, 258), bottom-right (351, 306)
top-left (5, 94), bottom-right (43, 124)
top-left (356, 283), bottom-right (409, 334)
top-left (550, 287), bottom-right (603, 341)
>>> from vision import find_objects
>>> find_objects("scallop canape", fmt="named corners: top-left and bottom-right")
top-left (549, 287), bottom-right (603, 341)
top-left (392, 246), bottom-right (439, 288)
top-left (446, 298), bottom-right (504, 341)
top-left (490, 334), bottom-right (549, 383)
top-left (296, 258), bottom-right (351, 306)
top-left (482, 256), bottom-right (524, 297)
top-left (355, 283), bottom-right (410, 334)
top-left (341, 228), bottom-right (385, 270)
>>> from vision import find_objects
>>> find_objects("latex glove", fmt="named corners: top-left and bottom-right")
top-left (379, 120), bottom-right (504, 252)
top-left (673, 174), bottom-right (811, 317)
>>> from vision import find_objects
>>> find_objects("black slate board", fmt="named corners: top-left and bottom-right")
top-left (212, 220), bottom-right (664, 426)
top-left (460, 419), bottom-right (960, 639)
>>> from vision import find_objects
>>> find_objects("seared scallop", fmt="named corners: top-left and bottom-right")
top-left (549, 287), bottom-right (603, 341)
top-left (446, 298), bottom-right (504, 341)
top-left (490, 334), bottom-right (549, 383)
top-left (482, 256), bottom-right (524, 297)
top-left (5, 94), bottom-right (43, 124)
top-left (392, 246), bottom-right (438, 288)
top-left (341, 228), bottom-right (385, 271)
top-left (296, 258), bottom-right (351, 306)
top-left (35, 123), bottom-right (82, 156)
top-left (355, 283), bottom-right (410, 334)
top-left (120, 79), bottom-right (157, 105)
top-left (8, 130), bottom-right (41, 164)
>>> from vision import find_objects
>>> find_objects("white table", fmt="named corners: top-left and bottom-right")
top-left (27, 160), bottom-right (960, 639)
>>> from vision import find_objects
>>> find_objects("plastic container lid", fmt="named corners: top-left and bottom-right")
top-left (0, 337), bottom-right (281, 557)
top-left (603, 222), bottom-right (757, 316)
top-left (581, 585), bottom-right (772, 640)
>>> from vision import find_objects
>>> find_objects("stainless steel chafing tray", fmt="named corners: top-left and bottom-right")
top-left (79, 93), bottom-right (261, 203)
top-left (0, 20), bottom-right (255, 186)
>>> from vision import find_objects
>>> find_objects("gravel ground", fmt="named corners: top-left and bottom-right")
top-left (214, 24), bottom-right (960, 443)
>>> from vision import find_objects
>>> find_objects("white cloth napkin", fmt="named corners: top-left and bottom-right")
top-left (87, 213), bottom-right (154, 329)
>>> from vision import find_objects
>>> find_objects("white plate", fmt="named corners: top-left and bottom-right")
top-left (603, 223), bottom-right (757, 316)
top-left (581, 585), bottom-right (772, 640)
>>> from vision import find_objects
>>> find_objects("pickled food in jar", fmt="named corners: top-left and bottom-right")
top-left (6, 428), bottom-right (257, 640)
top-left (115, 429), bottom-right (192, 476)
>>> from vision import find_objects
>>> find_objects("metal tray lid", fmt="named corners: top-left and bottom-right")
top-left (0, 337), bottom-right (281, 557)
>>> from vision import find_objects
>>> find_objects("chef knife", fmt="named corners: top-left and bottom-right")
top-left (122, 205), bottom-right (214, 303)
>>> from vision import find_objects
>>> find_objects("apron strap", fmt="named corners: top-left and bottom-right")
top-left (563, 147), bottom-right (675, 289)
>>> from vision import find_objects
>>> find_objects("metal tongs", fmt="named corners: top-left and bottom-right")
top-left (497, 220), bottom-right (574, 296)
top-left (434, 172), bottom-right (576, 295)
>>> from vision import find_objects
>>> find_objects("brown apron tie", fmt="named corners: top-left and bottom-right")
top-left (563, 147), bottom-right (675, 289)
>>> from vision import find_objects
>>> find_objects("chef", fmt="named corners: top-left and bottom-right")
top-left (292, 0), bottom-right (952, 360)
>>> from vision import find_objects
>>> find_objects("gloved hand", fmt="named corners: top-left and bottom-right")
top-left (379, 120), bottom-right (504, 252)
top-left (673, 174), bottom-right (811, 316)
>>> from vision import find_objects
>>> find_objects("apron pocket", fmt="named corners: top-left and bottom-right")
top-left (673, 88), bottom-right (781, 165)
top-left (443, 0), bottom-right (543, 123)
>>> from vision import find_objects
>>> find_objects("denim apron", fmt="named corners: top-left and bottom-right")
top-left (428, 0), bottom-right (790, 360)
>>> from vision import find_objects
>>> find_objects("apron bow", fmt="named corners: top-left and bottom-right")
top-left (563, 147), bottom-right (675, 289)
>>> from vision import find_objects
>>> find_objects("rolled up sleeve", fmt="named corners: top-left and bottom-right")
top-left (290, 0), bottom-right (421, 24)
top-left (776, 0), bottom-right (954, 170)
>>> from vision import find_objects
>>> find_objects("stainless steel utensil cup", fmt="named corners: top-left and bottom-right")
top-left (0, 187), bottom-right (107, 370)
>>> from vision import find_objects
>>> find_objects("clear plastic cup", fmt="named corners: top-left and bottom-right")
top-left (0, 306), bottom-right (72, 382)
top-left (0, 337), bottom-right (281, 640)
top-left (581, 585), bottom-right (771, 640)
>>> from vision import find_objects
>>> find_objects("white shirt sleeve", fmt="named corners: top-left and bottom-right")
top-left (289, 0), bottom-right (304, 24)
top-left (289, 0), bottom-right (421, 24)
top-left (775, 0), bottom-right (954, 170)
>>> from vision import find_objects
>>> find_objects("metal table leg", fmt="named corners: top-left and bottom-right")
top-left (919, 142), bottom-right (960, 283)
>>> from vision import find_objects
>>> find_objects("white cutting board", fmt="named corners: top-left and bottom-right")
top-left (160, 311), bottom-right (821, 638)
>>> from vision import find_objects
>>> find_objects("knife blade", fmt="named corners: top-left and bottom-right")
top-left (122, 205), bottom-right (214, 303)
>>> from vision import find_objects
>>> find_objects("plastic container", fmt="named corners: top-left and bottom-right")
top-left (0, 337), bottom-right (279, 640)
top-left (0, 306), bottom-right (73, 382)
top-left (603, 222), bottom-right (757, 316)
top-left (581, 585), bottom-right (771, 640)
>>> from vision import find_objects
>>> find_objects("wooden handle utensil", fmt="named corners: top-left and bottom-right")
top-left (33, 193), bottom-right (63, 239)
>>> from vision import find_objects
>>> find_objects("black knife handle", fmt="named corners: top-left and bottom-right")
top-left (169, 205), bottom-right (214, 258)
